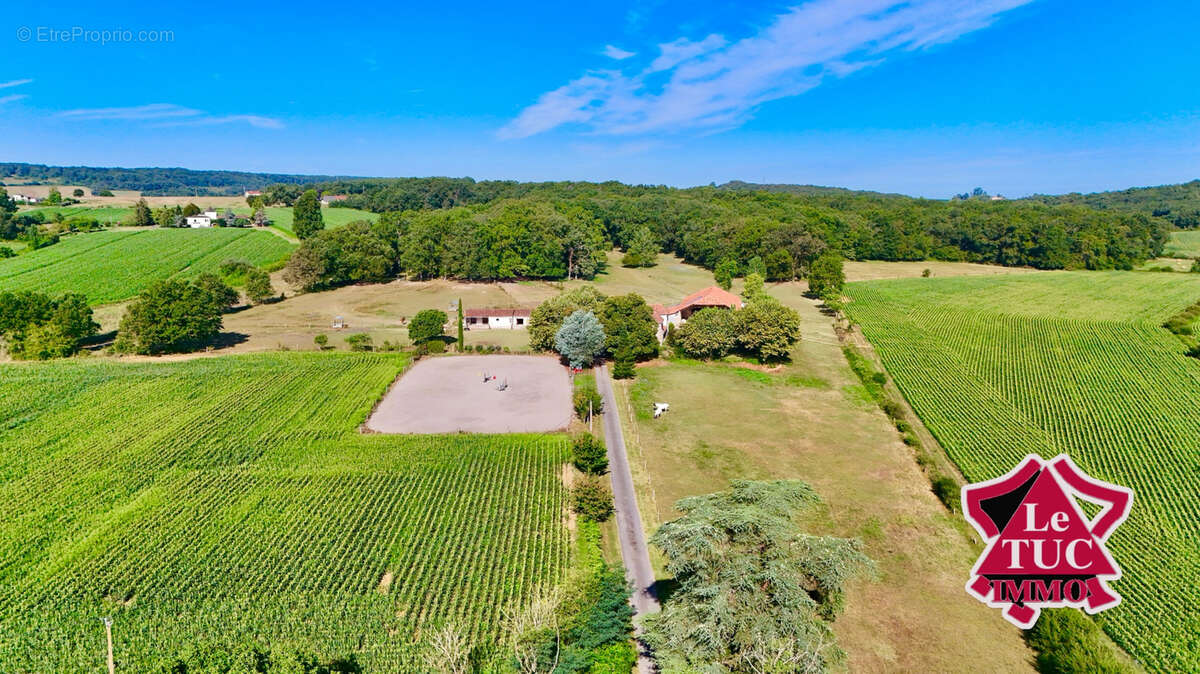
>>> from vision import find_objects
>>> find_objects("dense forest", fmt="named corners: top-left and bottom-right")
top-left (0, 162), bottom-right (351, 196)
top-left (1025, 180), bottom-right (1200, 229)
top-left (278, 180), bottom-right (1168, 291)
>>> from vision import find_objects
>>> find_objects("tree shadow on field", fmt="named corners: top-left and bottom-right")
top-left (81, 330), bottom-right (117, 351)
top-left (210, 332), bottom-right (249, 349)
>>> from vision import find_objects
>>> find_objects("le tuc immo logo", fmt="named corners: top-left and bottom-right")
top-left (962, 454), bottom-right (1133, 628)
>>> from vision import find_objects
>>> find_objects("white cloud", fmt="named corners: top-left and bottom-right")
top-left (603, 44), bottom-right (636, 60)
top-left (502, 0), bottom-right (1034, 139)
top-left (0, 78), bottom-right (33, 89)
top-left (60, 103), bottom-right (203, 120)
top-left (0, 94), bottom-right (28, 104)
top-left (59, 103), bottom-right (282, 128)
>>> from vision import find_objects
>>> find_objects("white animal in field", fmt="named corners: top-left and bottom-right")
top-left (653, 402), bottom-right (670, 418)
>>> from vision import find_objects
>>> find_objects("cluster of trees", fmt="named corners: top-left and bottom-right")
top-left (1028, 179), bottom-right (1200, 229)
top-left (114, 275), bottom-right (238, 354)
top-left (670, 277), bottom-right (802, 362)
top-left (153, 642), bottom-right (358, 673)
top-left (282, 179), bottom-right (1168, 275)
top-left (644, 480), bottom-right (873, 673)
top-left (283, 220), bottom-right (400, 291)
top-left (0, 162), bottom-right (345, 196)
top-left (0, 291), bottom-right (97, 360)
top-left (529, 287), bottom-right (659, 375)
top-left (569, 433), bottom-right (613, 523)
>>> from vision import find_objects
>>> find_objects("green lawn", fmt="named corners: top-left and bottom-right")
top-left (20, 205), bottom-right (135, 223)
top-left (0, 228), bottom-right (295, 304)
top-left (846, 271), bottom-right (1200, 672)
top-left (0, 353), bottom-right (569, 670)
top-left (234, 206), bottom-right (379, 234)
top-left (1164, 230), bottom-right (1200, 258)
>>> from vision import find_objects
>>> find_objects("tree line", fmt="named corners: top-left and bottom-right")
top-left (273, 179), bottom-right (1168, 281)
top-left (0, 163), bottom-right (350, 196)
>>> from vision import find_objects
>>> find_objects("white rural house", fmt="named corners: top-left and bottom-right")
top-left (320, 194), bottom-right (348, 206)
top-left (186, 215), bottom-right (214, 228)
top-left (11, 193), bottom-right (41, 204)
top-left (244, 190), bottom-right (262, 198)
top-left (652, 285), bottom-right (744, 341)
top-left (464, 308), bottom-right (532, 329)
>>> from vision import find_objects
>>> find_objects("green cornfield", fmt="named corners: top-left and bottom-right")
top-left (0, 228), bottom-right (295, 304)
top-left (846, 271), bottom-right (1200, 672)
top-left (0, 353), bottom-right (570, 670)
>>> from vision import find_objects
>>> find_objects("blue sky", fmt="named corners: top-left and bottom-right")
top-left (1, 0), bottom-right (1197, 197)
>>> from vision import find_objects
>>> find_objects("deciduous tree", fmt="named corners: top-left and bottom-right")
top-left (409, 309), bottom-right (447, 344)
top-left (292, 189), bottom-right (324, 239)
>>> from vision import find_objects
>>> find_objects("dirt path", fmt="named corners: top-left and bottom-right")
top-left (594, 364), bottom-right (659, 673)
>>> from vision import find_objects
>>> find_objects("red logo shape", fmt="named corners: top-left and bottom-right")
top-left (962, 454), bottom-right (1133, 628)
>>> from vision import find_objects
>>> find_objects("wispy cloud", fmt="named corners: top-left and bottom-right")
top-left (603, 44), bottom-right (636, 60)
top-left (501, 0), bottom-right (1034, 139)
top-left (60, 103), bottom-right (203, 121)
top-left (0, 94), bottom-right (28, 105)
top-left (59, 102), bottom-right (282, 128)
top-left (0, 78), bottom-right (33, 90)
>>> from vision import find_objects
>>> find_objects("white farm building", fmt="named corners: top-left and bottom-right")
top-left (464, 308), bottom-right (531, 329)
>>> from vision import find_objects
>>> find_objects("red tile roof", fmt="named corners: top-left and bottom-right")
top-left (653, 286), bottom-right (742, 323)
top-left (465, 307), bottom-right (532, 318)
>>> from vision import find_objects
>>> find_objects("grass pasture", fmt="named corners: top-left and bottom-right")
top-left (234, 206), bottom-right (379, 234)
top-left (0, 353), bottom-right (570, 670)
top-left (1164, 230), bottom-right (1200, 258)
top-left (0, 228), bottom-right (295, 304)
top-left (612, 290), bottom-right (1033, 672)
top-left (19, 205), bottom-right (134, 224)
top-left (845, 271), bottom-right (1200, 672)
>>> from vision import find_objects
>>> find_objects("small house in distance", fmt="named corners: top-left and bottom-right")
top-left (465, 308), bottom-right (531, 329)
top-left (652, 285), bottom-right (744, 341)
top-left (244, 190), bottom-right (262, 198)
top-left (320, 194), bottom-right (348, 206)
top-left (11, 193), bottom-right (41, 204)
top-left (185, 214), bottom-right (213, 227)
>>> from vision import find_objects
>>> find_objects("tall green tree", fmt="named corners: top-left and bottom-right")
top-left (46, 187), bottom-right (62, 205)
top-left (714, 258), bottom-right (738, 290)
top-left (456, 298), bottom-right (465, 352)
top-left (292, 189), bottom-right (325, 239)
top-left (131, 198), bottom-right (153, 226)
top-left (621, 227), bottom-right (659, 268)
top-left (529, 286), bottom-right (606, 351)
top-left (737, 295), bottom-right (801, 361)
top-left (807, 251), bottom-right (845, 297)
top-left (555, 310), bottom-right (606, 369)
top-left (409, 309), bottom-right (447, 344)
top-left (644, 480), bottom-right (873, 673)
top-left (114, 278), bottom-right (233, 354)
top-left (597, 293), bottom-right (659, 361)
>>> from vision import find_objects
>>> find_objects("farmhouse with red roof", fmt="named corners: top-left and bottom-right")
top-left (464, 307), bottom-right (532, 330)
top-left (651, 286), bottom-right (744, 341)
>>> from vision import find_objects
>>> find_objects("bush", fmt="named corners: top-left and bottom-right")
top-left (409, 309), bottom-right (447, 344)
top-left (588, 641), bottom-right (638, 674)
top-left (1026, 609), bottom-right (1133, 674)
top-left (931, 475), bottom-right (959, 511)
top-left (572, 432), bottom-right (608, 475)
top-left (574, 383), bottom-right (604, 421)
top-left (0, 246), bottom-right (14, 258)
top-left (425, 338), bottom-right (445, 354)
top-left (571, 477), bottom-right (615, 522)
top-left (612, 356), bottom-right (636, 379)
top-left (313, 334), bottom-right (329, 349)
top-left (345, 333), bottom-right (373, 351)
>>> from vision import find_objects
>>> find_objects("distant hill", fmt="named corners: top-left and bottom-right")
top-left (715, 180), bottom-right (907, 199)
top-left (1024, 180), bottom-right (1200, 228)
top-left (0, 162), bottom-right (355, 197)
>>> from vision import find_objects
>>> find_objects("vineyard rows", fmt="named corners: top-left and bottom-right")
top-left (0, 353), bottom-right (570, 670)
top-left (0, 228), bottom-right (295, 304)
top-left (846, 271), bottom-right (1200, 672)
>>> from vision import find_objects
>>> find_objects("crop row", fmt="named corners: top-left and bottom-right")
top-left (846, 272), bottom-right (1200, 673)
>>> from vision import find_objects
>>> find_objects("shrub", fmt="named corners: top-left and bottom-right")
top-left (922, 268), bottom-right (932, 277)
top-left (571, 477), bottom-right (615, 522)
top-left (313, 334), bottom-right (329, 349)
top-left (1026, 609), bottom-right (1133, 674)
top-left (244, 268), bottom-right (275, 305)
top-left (0, 246), bottom-right (13, 258)
top-left (572, 433), bottom-right (608, 475)
top-left (931, 475), bottom-right (959, 511)
top-left (425, 339), bottom-right (445, 354)
top-left (574, 383), bottom-right (604, 421)
top-left (612, 356), bottom-right (636, 379)
top-left (345, 333), bottom-right (373, 351)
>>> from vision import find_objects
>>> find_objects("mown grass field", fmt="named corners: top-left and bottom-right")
top-left (19, 205), bottom-right (135, 223)
top-left (845, 271), bottom-right (1200, 672)
top-left (0, 229), bottom-right (295, 304)
top-left (1164, 230), bottom-right (1200, 258)
top-left (233, 206), bottom-right (379, 234)
top-left (0, 353), bottom-right (570, 670)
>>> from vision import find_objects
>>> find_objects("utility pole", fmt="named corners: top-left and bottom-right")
top-left (589, 399), bottom-right (593, 433)
top-left (102, 617), bottom-right (115, 674)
